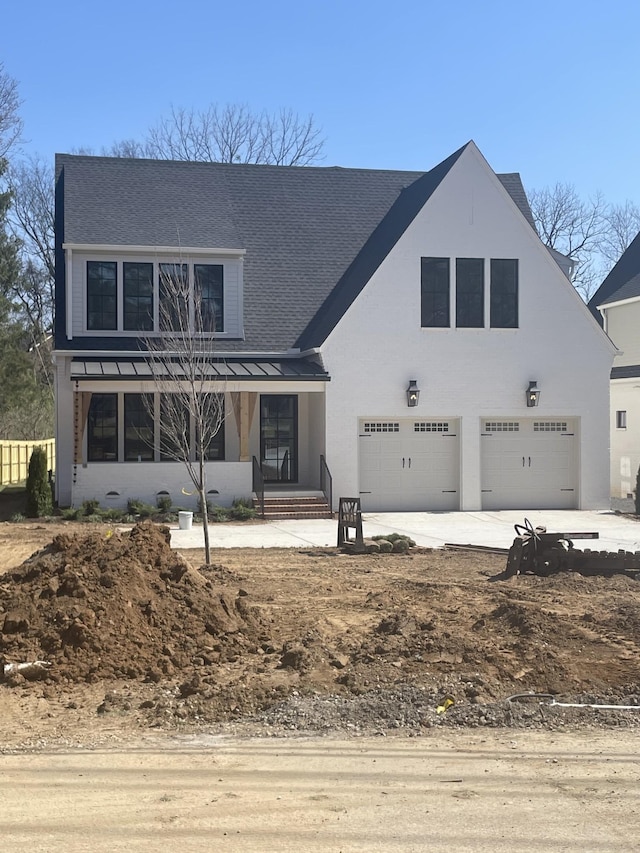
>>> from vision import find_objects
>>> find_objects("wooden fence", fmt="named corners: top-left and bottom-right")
top-left (0, 439), bottom-right (55, 486)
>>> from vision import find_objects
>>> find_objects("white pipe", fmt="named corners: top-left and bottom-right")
top-left (506, 693), bottom-right (640, 711)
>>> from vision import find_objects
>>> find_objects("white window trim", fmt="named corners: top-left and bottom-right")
top-left (76, 252), bottom-right (243, 339)
top-left (422, 256), bottom-right (519, 330)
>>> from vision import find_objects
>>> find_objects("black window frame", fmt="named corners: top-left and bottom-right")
top-left (456, 258), bottom-right (484, 328)
top-left (87, 261), bottom-right (117, 331)
top-left (124, 393), bottom-right (154, 461)
top-left (159, 263), bottom-right (189, 332)
top-left (123, 262), bottom-right (154, 332)
top-left (421, 257), bottom-right (450, 327)
top-left (159, 393), bottom-right (190, 462)
top-left (87, 393), bottom-right (118, 462)
top-left (194, 264), bottom-right (224, 333)
top-left (197, 393), bottom-right (226, 461)
top-left (490, 259), bottom-right (519, 328)
top-left (616, 410), bottom-right (627, 429)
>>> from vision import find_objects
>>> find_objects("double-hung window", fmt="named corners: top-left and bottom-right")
top-left (421, 257), bottom-right (450, 327)
top-left (456, 258), bottom-right (484, 328)
top-left (124, 394), bottom-right (154, 461)
top-left (87, 394), bottom-right (118, 461)
top-left (490, 259), bottom-right (518, 328)
top-left (159, 263), bottom-right (189, 332)
top-left (84, 257), bottom-right (237, 335)
top-left (123, 263), bottom-right (154, 331)
top-left (87, 262), bottom-right (117, 330)
top-left (194, 264), bottom-right (224, 333)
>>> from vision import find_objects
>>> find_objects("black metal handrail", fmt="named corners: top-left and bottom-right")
top-left (280, 449), bottom-right (289, 480)
top-left (252, 456), bottom-right (265, 518)
top-left (320, 454), bottom-right (333, 516)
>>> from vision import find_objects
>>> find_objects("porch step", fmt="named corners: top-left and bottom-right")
top-left (253, 494), bottom-right (333, 520)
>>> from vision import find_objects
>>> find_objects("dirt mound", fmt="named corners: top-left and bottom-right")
top-left (3, 524), bottom-right (640, 742)
top-left (0, 522), bottom-right (265, 685)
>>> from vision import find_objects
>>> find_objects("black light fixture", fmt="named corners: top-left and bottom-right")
top-left (526, 380), bottom-right (540, 407)
top-left (407, 379), bottom-right (420, 407)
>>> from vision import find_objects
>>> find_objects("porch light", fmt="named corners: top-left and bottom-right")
top-left (526, 380), bottom-right (540, 408)
top-left (406, 380), bottom-right (420, 408)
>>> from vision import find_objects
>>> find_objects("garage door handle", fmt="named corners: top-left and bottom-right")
top-left (402, 457), bottom-right (405, 468)
top-left (408, 457), bottom-right (411, 468)
top-left (522, 456), bottom-right (525, 467)
top-left (528, 456), bottom-right (531, 467)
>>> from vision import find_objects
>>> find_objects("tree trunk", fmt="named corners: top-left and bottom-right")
top-left (201, 490), bottom-right (211, 566)
top-left (198, 452), bottom-right (211, 565)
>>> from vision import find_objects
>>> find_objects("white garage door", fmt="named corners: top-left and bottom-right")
top-left (481, 418), bottom-right (577, 510)
top-left (359, 419), bottom-right (459, 511)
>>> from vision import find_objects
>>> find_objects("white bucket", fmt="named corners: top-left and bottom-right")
top-left (178, 511), bottom-right (193, 531)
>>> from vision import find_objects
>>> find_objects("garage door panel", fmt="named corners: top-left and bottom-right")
top-left (481, 419), bottom-right (577, 510)
top-left (359, 419), bottom-right (459, 511)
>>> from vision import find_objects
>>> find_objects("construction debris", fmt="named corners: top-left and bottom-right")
top-left (504, 518), bottom-right (640, 578)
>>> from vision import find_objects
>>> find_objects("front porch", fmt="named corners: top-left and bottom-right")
top-left (61, 364), bottom-right (331, 512)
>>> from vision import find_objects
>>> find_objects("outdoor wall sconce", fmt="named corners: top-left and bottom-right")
top-left (526, 380), bottom-right (540, 407)
top-left (407, 380), bottom-right (420, 407)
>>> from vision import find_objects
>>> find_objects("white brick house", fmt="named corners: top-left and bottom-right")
top-left (54, 141), bottom-right (615, 512)
top-left (589, 232), bottom-right (640, 500)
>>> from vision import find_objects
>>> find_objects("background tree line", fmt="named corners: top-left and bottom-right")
top-left (0, 59), bottom-right (638, 438)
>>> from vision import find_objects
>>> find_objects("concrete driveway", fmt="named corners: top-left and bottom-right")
top-left (169, 509), bottom-right (640, 553)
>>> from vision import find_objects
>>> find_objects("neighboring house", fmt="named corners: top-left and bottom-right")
top-left (54, 141), bottom-right (615, 512)
top-left (589, 233), bottom-right (640, 500)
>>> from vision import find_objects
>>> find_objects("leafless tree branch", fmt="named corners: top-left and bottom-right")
top-left (0, 63), bottom-right (23, 160)
top-left (139, 103), bottom-right (324, 165)
top-left (529, 182), bottom-right (610, 300)
top-left (143, 262), bottom-right (226, 564)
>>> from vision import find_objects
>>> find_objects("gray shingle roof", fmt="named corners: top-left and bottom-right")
top-left (56, 145), bottom-right (536, 352)
top-left (589, 231), bottom-right (640, 321)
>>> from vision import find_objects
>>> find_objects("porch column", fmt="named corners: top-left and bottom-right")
top-left (231, 391), bottom-right (257, 462)
top-left (73, 390), bottom-right (92, 464)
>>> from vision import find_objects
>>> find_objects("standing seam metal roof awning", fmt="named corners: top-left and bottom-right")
top-left (69, 359), bottom-right (330, 381)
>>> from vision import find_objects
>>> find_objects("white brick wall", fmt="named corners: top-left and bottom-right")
top-left (72, 462), bottom-right (253, 510)
top-left (321, 144), bottom-right (614, 510)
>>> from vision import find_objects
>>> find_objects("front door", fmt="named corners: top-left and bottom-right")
top-left (260, 395), bottom-right (298, 483)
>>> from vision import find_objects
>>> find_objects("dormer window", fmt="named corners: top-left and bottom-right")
top-left (87, 261), bottom-right (117, 330)
top-left (123, 263), bottom-right (154, 331)
top-left (80, 253), bottom-right (237, 337)
top-left (194, 264), bottom-right (224, 333)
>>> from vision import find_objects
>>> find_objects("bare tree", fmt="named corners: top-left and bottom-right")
top-left (528, 183), bottom-right (609, 300)
top-left (141, 103), bottom-right (324, 166)
top-left (600, 200), bottom-right (640, 266)
top-left (8, 157), bottom-right (54, 282)
top-left (143, 262), bottom-right (226, 565)
top-left (0, 63), bottom-right (23, 159)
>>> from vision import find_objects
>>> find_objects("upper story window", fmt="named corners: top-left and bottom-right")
top-left (123, 263), bottom-right (154, 331)
top-left (490, 259), bottom-right (518, 328)
top-left (159, 263), bottom-right (189, 332)
top-left (195, 264), bottom-right (224, 333)
top-left (456, 258), bottom-right (484, 328)
top-left (81, 256), bottom-right (235, 337)
top-left (421, 257), bottom-right (450, 327)
top-left (87, 261), bottom-right (117, 330)
top-left (421, 256), bottom-right (519, 329)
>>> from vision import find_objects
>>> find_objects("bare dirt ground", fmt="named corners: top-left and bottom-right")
top-left (2, 517), bottom-right (640, 751)
top-left (3, 518), bottom-right (640, 851)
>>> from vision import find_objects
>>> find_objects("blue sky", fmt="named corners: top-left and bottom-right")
top-left (3, 0), bottom-right (639, 201)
